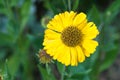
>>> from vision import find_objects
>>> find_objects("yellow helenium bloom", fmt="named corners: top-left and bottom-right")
top-left (43, 11), bottom-right (99, 66)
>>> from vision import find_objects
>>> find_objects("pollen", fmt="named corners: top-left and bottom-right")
top-left (61, 26), bottom-right (82, 47)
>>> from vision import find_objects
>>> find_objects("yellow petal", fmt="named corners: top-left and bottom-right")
top-left (82, 22), bottom-right (99, 39)
top-left (79, 46), bottom-right (90, 57)
top-left (77, 19), bottom-right (87, 30)
top-left (76, 46), bottom-right (85, 62)
top-left (84, 49), bottom-right (90, 57)
top-left (82, 40), bottom-right (98, 54)
top-left (81, 22), bottom-right (94, 32)
top-left (59, 11), bottom-right (76, 28)
top-left (44, 29), bottom-right (61, 40)
top-left (43, 38), bottom-right (61, 46)
top-left (64, 49), bottom-right (70, 66)
top-left (70, 47), bottom-right (78, 66)
top-left (57, 46), bottom-right (70, 66)
top-left (44, 39), bottom-right (62, 56)
top-left (73, 12), bottom-right (86, 27)
top-left (47, 15), bottom-right (64, 32)
top-left (53, 44), bottom-right (65, 60)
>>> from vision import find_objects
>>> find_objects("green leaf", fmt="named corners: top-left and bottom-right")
top-left (57, 62), bottom-right (65, 75)
top-left (46, 64), bottom-right (51, 75)
top-left (89, 49), bottom-right (99, 67)
top-left (38, 65), bottom-right (56, 80)
top-left (103, 26), bottom-right (118, 52)
top-left (67, 64), bottom-right (91, 76)
top-left (7, 52), bottom-right (20, 79)
top-left (0, 32), bottom-right (14, 46)
top-left (0, 1), bottom-right (6, 14)
top-left (0, 50), bottom-right (6, 60)
top-left (104, 0), bottom-right (120, 24)
top-left (33, 34), bottom-right (44, 50)
top-left (10, 0), bottom-right (19, 7)
top-left (5, 35), bottom-right (31, 79)
top-left (0, 60), bottom-right (11, 80)
top-left (66, 58), bottom-right (94, 80)
top-left (88, 5), bottom-right (102, 26)
top-left (57, 62), bottom-right (65, 80)
top-left (99, 46), bottom-right (119, 72)
top-left (72, 0), bottom-right (79, 11)
top-left (69, 74), bottom-right (90, 80)
top-left (20, 0), bottom-right (31, 33)
top-left (43, 0), bottom-right (60, 14)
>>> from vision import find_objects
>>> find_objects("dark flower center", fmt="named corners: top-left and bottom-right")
top-left (61, 26), bottom-right (82, 47)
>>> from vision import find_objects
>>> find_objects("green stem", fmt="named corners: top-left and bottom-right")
top-left (46, 64), bottom-right (51, 75)
top-left (61, 66), bottom-right (66, 80)
top-left (68, 0), bottom-right (71, 11)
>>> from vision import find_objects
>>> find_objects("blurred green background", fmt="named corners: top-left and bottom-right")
top-left (0, 0), bottom-right (120, 80)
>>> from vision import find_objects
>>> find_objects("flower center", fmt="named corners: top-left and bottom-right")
top-left (61, 26), bottom-right (82, 47)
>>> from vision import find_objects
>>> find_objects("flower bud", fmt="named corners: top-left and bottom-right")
top-left (38, 49), bottom-right (52, 64)
top-left (41, 16), bottom-right (51, 28)
top-left (0, 75), bottom-right (3, 80)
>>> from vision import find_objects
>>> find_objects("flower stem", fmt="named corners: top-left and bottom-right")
top-left (68, 0), bottom-right (71, 11)
top-left (61, 65), bottom-right (66, 80)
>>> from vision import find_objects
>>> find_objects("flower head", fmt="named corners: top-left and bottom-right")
top-left (0, 75), bottom-right (3, 80)
top-left (43, 11), bottom-right (99, 66)
top-left (38, 49), bottom-right (52, 64)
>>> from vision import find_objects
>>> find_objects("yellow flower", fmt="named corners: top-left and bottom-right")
top-left (43, 11), bottom-right (99, 66)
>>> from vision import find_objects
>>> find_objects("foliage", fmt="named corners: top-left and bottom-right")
top-left (0, 0), bottom-right (120, 80)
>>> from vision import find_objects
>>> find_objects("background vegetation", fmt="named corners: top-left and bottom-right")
top-left (0, 0), bottom-right (120, 80)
